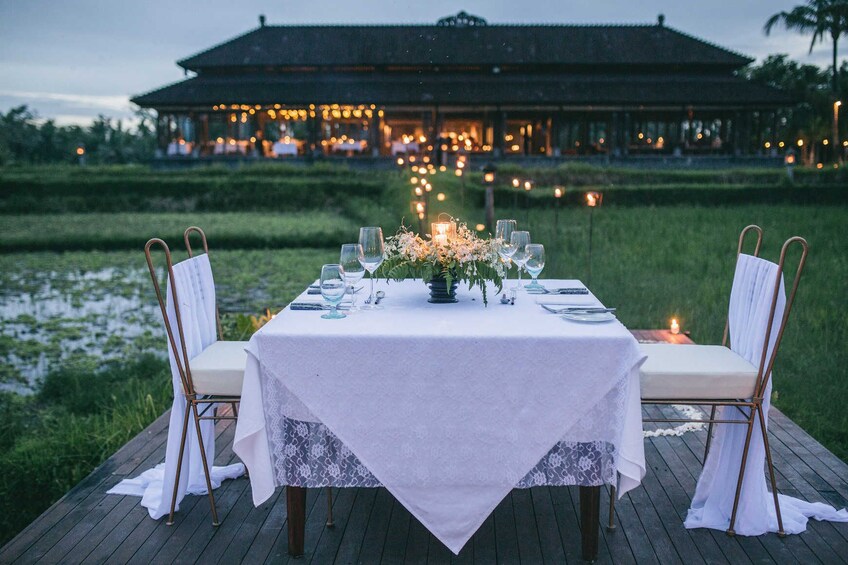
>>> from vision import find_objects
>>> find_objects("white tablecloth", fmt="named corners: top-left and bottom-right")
top-left (390, 141), bottom-right (420, 155)
top-left (332, 141), bottom-right (364, 153)
top-left (272, 141), bottom-right (298, 156)
top-left (167, 142), bottom-right (192, 156)
top-left (233, 279), bottom-right (645, 554)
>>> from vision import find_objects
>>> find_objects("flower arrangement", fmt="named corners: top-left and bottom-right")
top-left (379, 220), bottom-right (505, 305)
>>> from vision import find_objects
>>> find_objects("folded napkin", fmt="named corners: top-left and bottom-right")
top-left (292, 295), bottom-right (353, 306)
top-left (534, 294), bottom-right (597, 306)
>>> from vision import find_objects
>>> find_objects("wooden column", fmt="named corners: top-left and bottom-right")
top-left (307, 115), bottom-right (320, 156)
top-left (550, 112), bottom-right (562, 156)
top-left (372, 112), bottom-right (383, 156)
top-left (421, 109), bottom-right (433, 156)
top-left (493, 109), bottom-right (506, 158)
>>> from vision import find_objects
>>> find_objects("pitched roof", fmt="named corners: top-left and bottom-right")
top-left (177, 23), bottom-right (751, 72)
top-left (132, 71), bottom-right (790, 108)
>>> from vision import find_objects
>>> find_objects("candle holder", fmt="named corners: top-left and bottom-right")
top-left (431, 218), bottom-right (457, 246)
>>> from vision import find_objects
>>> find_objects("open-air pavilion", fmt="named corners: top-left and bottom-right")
top-left (132, 12), bottom-right (792, 161)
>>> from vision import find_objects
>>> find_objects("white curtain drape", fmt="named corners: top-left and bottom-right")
top-left (685, 253), bottom-right (847, 534)
top-left (108, 254), bottom-right (244, 518)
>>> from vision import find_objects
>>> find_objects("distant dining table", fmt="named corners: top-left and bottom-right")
top-left (233, 279), bottom-right (646, 559)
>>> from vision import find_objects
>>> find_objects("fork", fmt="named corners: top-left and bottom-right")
top-left (540, 304), bottom-right (616, 315)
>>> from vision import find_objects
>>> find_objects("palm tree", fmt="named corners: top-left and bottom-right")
top-left (764, 0), bottom-right (848, 93)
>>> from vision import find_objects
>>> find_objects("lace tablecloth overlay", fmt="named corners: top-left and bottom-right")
top-left (234, 279), bottom-right (646, 554)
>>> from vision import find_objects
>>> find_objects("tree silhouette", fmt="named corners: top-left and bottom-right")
top-left (764, 0), bottom-right (848, 93)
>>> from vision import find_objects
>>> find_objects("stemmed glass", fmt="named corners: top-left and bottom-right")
top-left (509, 231), bottom-right (531, 290)
top-left (320, 264), bottom-right (347, 319)
top-left (524, 244), bottom-right (546, 292)
top-left (339, 243), bottom-right (365, 312)
top-left (358, 226), bottom-right (385, 310)
top-left (495, 219), bottom-right (517, 275)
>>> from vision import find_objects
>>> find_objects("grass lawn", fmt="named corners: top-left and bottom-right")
top-left (0, 165), bottom-right (846, 545)
top-left (0, 212), bottom-right (365, 252)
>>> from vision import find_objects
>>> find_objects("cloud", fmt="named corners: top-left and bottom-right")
top-left (0, 90), bottom-right (131, 113)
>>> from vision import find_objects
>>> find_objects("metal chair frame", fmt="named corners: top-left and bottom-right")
top-left (609, 225), bottom-right (809, 538)
top-left (183, 226), bottom-right (335, 528)
top-left (145, 227), bottom-right (241, 526)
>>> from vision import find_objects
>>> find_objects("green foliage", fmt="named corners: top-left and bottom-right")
top-left (0, 169), bottom-right (386, 214)
top-left (0, 106), bottom-right (156, 166)
top-left (378, 224), bottom-right (504, 305)
top-left (0, 356), bottom-right (172, 545)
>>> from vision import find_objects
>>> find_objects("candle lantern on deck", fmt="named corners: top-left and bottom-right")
top-left (482, 163), bottom-right (497, 233)
top-left (585, 191), bottom-right (603, 285)
top-left (670, 318), bottom-right (680, 335)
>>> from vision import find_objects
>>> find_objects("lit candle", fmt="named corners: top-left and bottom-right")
top-left (670, 318), bottom-right (680, 335)
top-left (431, 221), bottom-right (456, 245)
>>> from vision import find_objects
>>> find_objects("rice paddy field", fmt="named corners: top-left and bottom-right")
top-left (0, 163), bottom-right (845, 544)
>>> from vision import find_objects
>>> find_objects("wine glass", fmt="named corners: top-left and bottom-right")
top-left (509, 231), bottom-right (531, 290)
top-left (320, 264), bottom-right (347, 319)
top-left (340, 243), bottom-right (365, 311)
top-left (495, 219), bottom-right (517, 271)
top-left (524, 244), bottom-right (546, 292)
top-left (358, 226), bottom-right (385, 310)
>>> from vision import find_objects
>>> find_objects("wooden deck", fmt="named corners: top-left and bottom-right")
top-left (2, 331), bottom-right (847, 564)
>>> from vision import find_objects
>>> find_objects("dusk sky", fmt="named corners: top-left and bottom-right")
top-left (0, 0), bottom-right (841, 127)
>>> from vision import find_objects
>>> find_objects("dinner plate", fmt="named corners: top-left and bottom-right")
top-left (561, 311), bottom-right (616, 323)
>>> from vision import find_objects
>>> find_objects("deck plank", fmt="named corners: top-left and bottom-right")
top-left (3, 331), bottom-right (848, 564)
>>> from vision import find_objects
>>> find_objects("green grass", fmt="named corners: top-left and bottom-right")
top-left (0, 355), bottom-right (172, 545)
top-left (0, 212), bottom-right (363, 252)
top-left (484, 206), bottom-right (848, 460)
top-left (0, 164), bottom-right (846, 547)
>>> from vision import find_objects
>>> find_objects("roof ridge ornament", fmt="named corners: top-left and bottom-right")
top-left (437, 11), bottom-right (487, 28)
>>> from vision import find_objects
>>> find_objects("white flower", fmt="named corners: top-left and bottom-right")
top-left (310, 443), bottom-right (325, 458)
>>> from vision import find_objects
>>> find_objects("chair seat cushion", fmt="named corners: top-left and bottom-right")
top-left (190, 340), bottom-right (248, 397)
top-left (639, 343), bottom-right (759, 400)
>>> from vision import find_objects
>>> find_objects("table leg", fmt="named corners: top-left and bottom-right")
top-left (579, 486), bottom-right (600, 562)
top-left (287, 486), bottom-right (306, 557)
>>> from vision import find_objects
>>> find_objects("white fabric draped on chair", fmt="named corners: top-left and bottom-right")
top-left (685, 253), bottom-right (848, 534)
top-left (108, 255), bottom-right (244, 519)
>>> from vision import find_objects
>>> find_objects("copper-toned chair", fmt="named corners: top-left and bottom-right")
top-left (609, 225), bottom-right (808, 537)
top-left (170, 227), bottom-right (335, 528)
top-left (145, 227), bottom-right (247, 526)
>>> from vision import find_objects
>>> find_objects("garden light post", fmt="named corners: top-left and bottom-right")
top-left (483, 163), bottom-right (497, 233)
top-left (523, 179), bottom-right (534, 223)
top-left (415, 201), bottom-right (427, 235)
top-left (834, 100), bottom-right (842, 162)
top-left (456, 155), bottom-right (467, 208)
top-left (512, 177), bottom-right (520, 215)
top-left (585, 191), bottom-right (602, 285)
top-left (553, 186), bottom-right (564, 233)
top-left (784, 149), bottom-right (796, 182)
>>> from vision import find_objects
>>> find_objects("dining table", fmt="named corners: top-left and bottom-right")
top-left (233, 278), bottom-right (646, 560)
